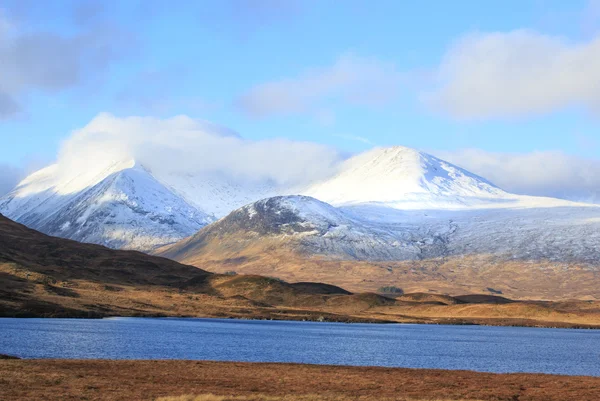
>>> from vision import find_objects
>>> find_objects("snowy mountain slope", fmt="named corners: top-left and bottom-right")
top-left (0, 154), bottom-right (280, 250)
top-left (154, 170), bottom-right (278, 218)
top-left (162, 194), bottom-right (600, 265)
top-left (300, 146), bottom-right (586, 210)
top-left (0, 159), bottom-right (136, 222)
top-left (160, 195), bottom-right (424, 262)
top-left (2, 144), bottom-right (597, 252)
top-left (340, 203), bottom-right (600, 264)
top-left (0, 161), bottom-right (214, 250)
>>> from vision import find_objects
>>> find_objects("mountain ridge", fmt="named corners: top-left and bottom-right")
top-left (2, 145), bottom-right (596, 251)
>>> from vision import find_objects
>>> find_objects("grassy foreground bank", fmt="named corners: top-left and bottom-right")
top-left (1, 359), bottom-right (600, 401)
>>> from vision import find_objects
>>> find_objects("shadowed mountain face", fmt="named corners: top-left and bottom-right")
top-left (0, 212), bottom-right (360, 319)
top-left (0, 212), bottom-right (386, 321)
top-left (157, 196), bottom-right (391, 262)
top-left (0, 213), bottom-right (211, 287)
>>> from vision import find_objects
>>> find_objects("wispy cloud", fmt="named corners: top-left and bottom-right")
top-left (137, 0), bottom-right (303, 39)
top-left (114, 67), bottom-right (217, 116)
top-left (582, 0), bottom-right (600, 35)
top-left (333, 133), bottom-right (373, 145)
top-left (237, 54), bottom-right (403, 118)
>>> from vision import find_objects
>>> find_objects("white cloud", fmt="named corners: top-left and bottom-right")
top-left (58, 113), bottom-right (342, 187)
top-left (435, 148), bottom-right (600, 203)
top-left (238, 54), bottom-right (402, 117)
top-left (424, 30), bottom-right (600, 119)
top-left (12, 113), bottom-right (600, 205)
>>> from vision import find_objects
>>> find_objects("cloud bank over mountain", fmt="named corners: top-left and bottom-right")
top-left (55, 113), bottom-right (342, 188)
top-left (2, 112), bottom-right (598, 206)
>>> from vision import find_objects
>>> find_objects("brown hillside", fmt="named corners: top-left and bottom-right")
top-left (397, 293), bottom-right (461, 305)
top-left (156, 199), bottom-right (600, 302)
top-left (0, 212), bottom-right (211, 286)
top-left (159, 236), bottom-right (600, 301)
top-left (4, 214), bottom-right (600, 328)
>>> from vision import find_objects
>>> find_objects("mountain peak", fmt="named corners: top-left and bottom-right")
top-left (215, 195), bottom-right (350, 237)
top-left (369, 145), bottom-right (421, 156)
top-left (301, 145), bottom-right (507, 209)
top-left (0, 157), bottom-right (214, 251)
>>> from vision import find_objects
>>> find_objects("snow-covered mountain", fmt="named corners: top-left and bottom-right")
top-left (0, 160), bottom-right (214, 250)
top-left (153, 170), bottom-right (277, 218)
top-left (161, 194), bottom-right (600, 264)
top-left (159, 195), bottom-right (424, 262)
top-left (2, 145), bottom-right (596, 252)
top-left (301, 146), bottom-right (582, 210)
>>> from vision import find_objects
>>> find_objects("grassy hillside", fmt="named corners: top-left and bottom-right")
top-left (3, 214), bottom-right (600, 328)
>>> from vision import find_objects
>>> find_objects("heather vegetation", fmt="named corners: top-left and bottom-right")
top-left (157, 395), bottom-right (478, 401)
top-left (2, 360), bottom-right (599, 401)
top-left (377, 286), bottom-right (404, 295)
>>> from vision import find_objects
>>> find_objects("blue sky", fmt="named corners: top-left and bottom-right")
top-left (0, 0), bottom-right (599, 199)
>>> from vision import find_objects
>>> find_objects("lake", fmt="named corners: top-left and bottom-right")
top-left (1, 318), bottom-right (599, 376)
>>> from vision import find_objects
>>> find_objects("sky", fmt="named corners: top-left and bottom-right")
top-left (0, 0), bottom-right (599, 201)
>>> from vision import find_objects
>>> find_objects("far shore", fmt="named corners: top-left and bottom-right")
top-left (3, 311), bottom-right (600, 330)
top-left (2, 359), bottom-right (600, 401)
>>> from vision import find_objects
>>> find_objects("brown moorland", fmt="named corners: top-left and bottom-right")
top-left (157, 395), bottom-right (479, 401)
top-left (157, 220), bottom-right (600, 301)
top-left (2, 359), bottom-right (600, 401)
top-left (3, 213), bottom-right (600, 328)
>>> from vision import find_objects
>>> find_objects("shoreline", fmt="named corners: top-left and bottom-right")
top-left (3, 355), bottom-right (599, 377)
top-left (3, 312), bottom-right (600, 330)
top-left (2, 359), bottom-right (600, 401)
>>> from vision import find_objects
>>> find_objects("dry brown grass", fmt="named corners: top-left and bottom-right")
top-left (157, 394), bottom-right (477, 401)
top-left (4, 258), bottom-right (600, 328)
top-left (161, 229), bottom-right (600, 301)
top-left (2, 360), bottom-right (599, 401)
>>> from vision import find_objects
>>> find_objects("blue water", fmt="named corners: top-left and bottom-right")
top-left (1, 318), bottom-right (600, 376)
